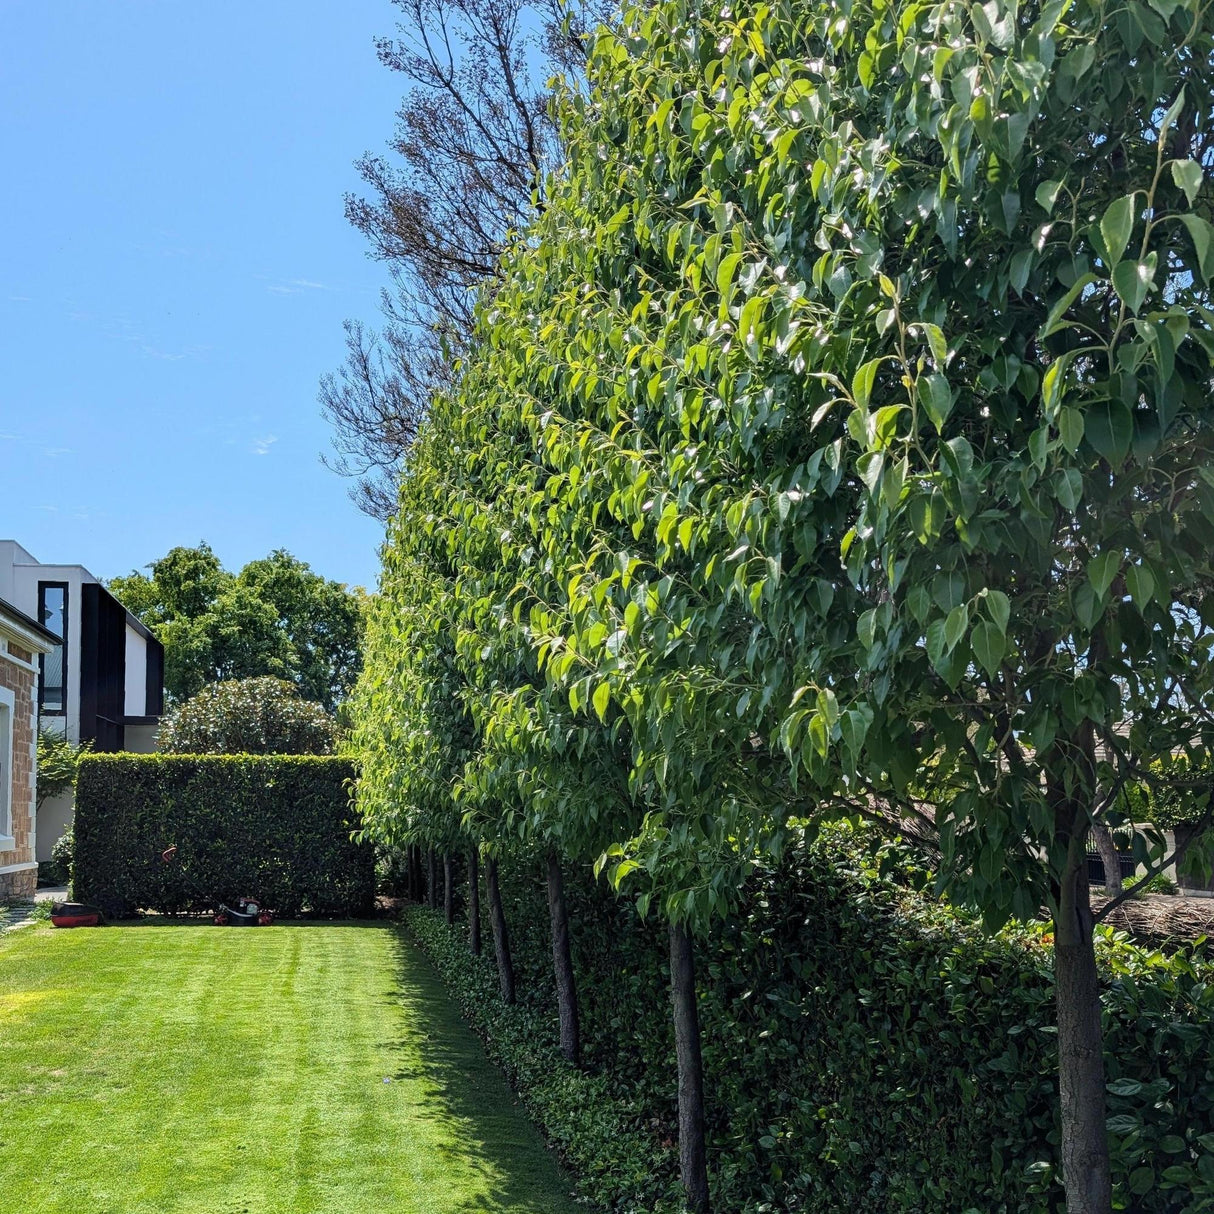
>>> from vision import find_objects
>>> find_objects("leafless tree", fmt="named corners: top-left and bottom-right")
top-left (322, 0), bottom-right (609, 519)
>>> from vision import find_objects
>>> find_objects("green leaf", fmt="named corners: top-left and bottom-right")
top-left (1128, 1166), bottom-right (1155, 1195)
top-left (1111, 258), bottom-right (1154, 315)
top-left (919, 373), bottom-right (953, 432)
top-left (1087, 551), bottom-right (1120, 599)
top-left (851, 358), bottom-right (883, 410)
top-left (858, 451), bottom-right (884, 494)
top-left (1125, 563), bottom-right (1156, 607)
top-left (1178, 214), bottom-right (1214, 282)
top-left (1160, 87), bottom-right (1186, 143)
top-left (921, 323), bottom-right (948, 363)
top-left (985, 590), bottom-right (1010, 635)
top-left (1058, 406), bottom-right (1084, 453)
top-left (926, 618), bottom-right (947, 667)
top-left (1085, 400), bottom-right (1133, 465)
top-left (1100, 195), bottom-right (1137, 266)
top-left (1056, 467), bottom-right (1083, 511)
top-left (945, 603), bottom-right (969, 651)
top-left (971, 620), bottom-right (1004, 677)
top-left (857, 608), bottom-right (877, 649)
top-left (1042, 350), bottom-right (1078, 417)
top-left (1041, 274), bottom-right (1098, 338)
top-left (1035, 179), bottom-right (1063, 214)
top-left (808, 711), bottom-right (829, 758)
top-left (716, 252), bottom-right (742, 301)
top-left (840, 706), bottom-right (872, 758)
top-left (1172, 159), bottom-right (1203, 206)
top-left (592, 681), bottom-right (610, 721)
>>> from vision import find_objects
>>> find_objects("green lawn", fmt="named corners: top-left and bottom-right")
top-left (0, 921), bottom-right (581, 1214)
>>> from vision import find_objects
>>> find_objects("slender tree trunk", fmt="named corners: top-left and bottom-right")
top-left (670, 921), bottom-right (710, 1214)
top-left (427, 848), bottom-right (437, 911)
top-left (545, 851), bottom-right (581, 1066)
top-left (1055, 842), bottom-right (1112, 1214)
top-left (486, 857), bottom-right (515, 1004)
top-left (412, 846), bottom-right (422, 902)
top-left (1090, 820), bottom-right (1123, 896)
top-left (444, 854), bottom-right (455, 925)
top-left (468, 847), bottom-right (482, 955)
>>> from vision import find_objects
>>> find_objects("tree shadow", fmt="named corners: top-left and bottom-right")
top-left (382, 928), bottom-right (586, 1214)
top-left (105, 915), bottom-right (387, 928)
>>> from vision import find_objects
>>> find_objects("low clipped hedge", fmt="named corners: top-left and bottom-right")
top-left (407, 906), bottom-right (682, 1213)
top-left (74, 755), bottom-right (373, 918)
top-left (409, 829), bottom-right (1214, 1213)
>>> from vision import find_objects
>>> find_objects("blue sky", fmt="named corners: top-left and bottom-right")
top-left (0, 0), bottom-right (410, 589)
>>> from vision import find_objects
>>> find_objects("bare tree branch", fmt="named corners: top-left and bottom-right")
top-left (321, 0), bottom-right (613, 517)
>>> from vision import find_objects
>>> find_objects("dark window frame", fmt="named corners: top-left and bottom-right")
top-left (38, 581), bottom-right (68, 717)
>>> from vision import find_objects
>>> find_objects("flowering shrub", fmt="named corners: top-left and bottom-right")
top-left (158, 677), bottom-right (335, 755)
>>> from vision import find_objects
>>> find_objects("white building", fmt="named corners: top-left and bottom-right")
top-left (0, 540), bottom-right (164, 861)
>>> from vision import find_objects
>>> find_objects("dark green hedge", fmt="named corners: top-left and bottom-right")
top-left (74, 755), bottom-right (374, 918)
top-left (410, 829), bottom-right (1214, 1213)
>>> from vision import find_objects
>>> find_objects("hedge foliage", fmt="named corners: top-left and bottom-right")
top-left (74, 755), bottom-right (373, 917)
top-left (412, 828), bottom-right (1214, 1213)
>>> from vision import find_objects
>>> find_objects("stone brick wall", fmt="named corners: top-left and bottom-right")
top-left (0, 650), bottom-right (37, 900)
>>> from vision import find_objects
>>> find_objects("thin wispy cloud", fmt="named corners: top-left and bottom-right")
top-left (1, 431), bottom-right (74, 458)
top-left (264, 276), bottom-right (333, 296)
top-left (251, 435), bottom-right (278, 456)
top-left (64, 307), bottom-right (205, 362)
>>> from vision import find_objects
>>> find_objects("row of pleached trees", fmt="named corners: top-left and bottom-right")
top-left (351, 0), bottom-right (1214, 1210)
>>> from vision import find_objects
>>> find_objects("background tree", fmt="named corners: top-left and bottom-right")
top-left (321, 0), bottom-right (609, 518)
top-left (110, 545), bottom-right (365, 708)
top-left (158, 677), bottom-right (336, 755)
top-left (36, 728), bottom-right (89, 809)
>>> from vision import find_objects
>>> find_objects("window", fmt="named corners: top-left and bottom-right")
top-left (39, 582), bottom-right (67, 716)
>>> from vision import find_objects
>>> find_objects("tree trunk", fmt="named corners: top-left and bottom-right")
top-left (670, 921), bottom-right (710, 1214)
top-left (486, 857), bottom-right (515, 1004)
top-left (444, 854), bottom-right (455, 925)
top-left (545, 850), bottom-right (581, 1066)
top-left (468, 847), bottom-right (482, 955)
top-left (427, 848), bottom-right (437, 911)
top-left (412, 846), bottom-right (423, 902)
top-left (1055, 845), bottom-right (1112, 1214)
top-left (1090, 820), bottom-right (1123, 896)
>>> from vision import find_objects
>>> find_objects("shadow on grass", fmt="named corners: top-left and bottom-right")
top-left (105, 915), bottom-right (387, 928)
top-left (382, 928), bottom-right (583, 1214)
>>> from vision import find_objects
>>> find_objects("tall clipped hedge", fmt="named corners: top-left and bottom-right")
top-left (74, 755), bottom-right (373, 917)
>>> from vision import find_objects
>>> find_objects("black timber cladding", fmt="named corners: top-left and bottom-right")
top-left (144, 634), bottom-right (164, 717)
top-left (79, 583), bottom-right (128, 752)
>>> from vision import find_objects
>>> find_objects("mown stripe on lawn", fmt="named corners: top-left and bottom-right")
top-left (0, 922), bottom-right (581, 1214)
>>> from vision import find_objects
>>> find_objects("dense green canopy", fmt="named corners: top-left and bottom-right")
top-left (112, 544), bottom-right (366, 709)
top-left (353, 0), bottom-right (1214, 1204)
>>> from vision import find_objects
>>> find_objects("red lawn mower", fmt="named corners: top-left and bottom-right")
top-left (160, 846), bottom-right (274, 926)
